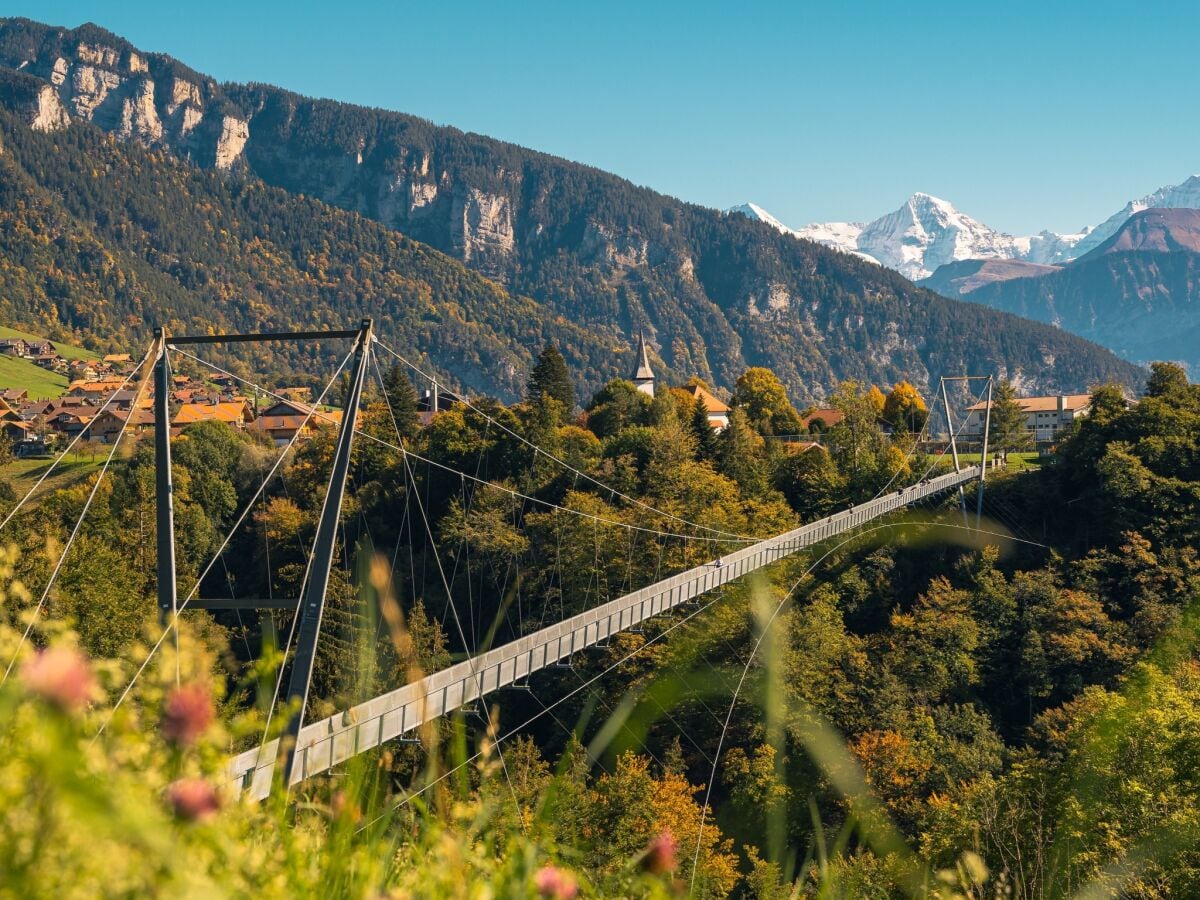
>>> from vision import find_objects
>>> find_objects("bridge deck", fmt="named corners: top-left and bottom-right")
top-left (228, 465), bottom-right (984, 798)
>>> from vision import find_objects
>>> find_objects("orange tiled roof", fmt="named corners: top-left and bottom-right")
top-left (801, 408), bottom-right (844, 428)
top-left (173, 401), bottom-right (252, 425)
top-left (686, 384), bottom-right (731, 414)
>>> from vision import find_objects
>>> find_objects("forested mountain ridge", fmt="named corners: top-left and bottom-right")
top-left (0, 17), bottom-right (1145, 400)
top-left (0, 107), bottom-right (616, 396)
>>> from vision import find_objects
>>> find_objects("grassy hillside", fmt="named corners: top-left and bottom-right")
top-left (0, 325), bottom-right (98, 360)
top-left (0, 354), bottom-right (64, 398)
top-left (0, 325), bottom-right (100, 399)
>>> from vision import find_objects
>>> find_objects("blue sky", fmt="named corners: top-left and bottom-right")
top-left (10, 1), bottom-right (1200, 234)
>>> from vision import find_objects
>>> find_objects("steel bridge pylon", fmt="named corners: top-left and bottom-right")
top-left (153, 319), bottom-right (373, 791)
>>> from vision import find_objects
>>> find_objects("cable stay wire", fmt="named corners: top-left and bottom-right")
top-left (173, 346), bottom-right (755, 547)
top-left (2, 342), bottom-right (157, 683)
top-left (0, 342), bottom-right (156, 535)
top-left (353, 509), bottom-right (1046, 837)
top-left (371, 337), bottom-right (765, 543)
top-left (367, 345), bottom-right (526, 831)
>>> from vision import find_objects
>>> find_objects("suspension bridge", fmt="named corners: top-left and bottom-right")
top-left (1, 319), bottom-right (1009, 807)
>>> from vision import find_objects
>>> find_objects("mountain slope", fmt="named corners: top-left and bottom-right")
top-left (919, 259), bottom-right (1061, 298)
top-left (939, 210), bottom-right (1200, 372)
top-left (0, 18), bottom-right (1145, 399)
top-left (1067, 175), bottom-right (1200, 259)
top-left (0, 106), bottom-right (615, 397)
top-left (1075, 207), bottom-right (1200, 260)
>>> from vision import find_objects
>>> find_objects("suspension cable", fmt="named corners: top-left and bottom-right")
top-left (173, 346), bottom-right (754, 546)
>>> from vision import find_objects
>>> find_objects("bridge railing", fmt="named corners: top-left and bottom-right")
top-left (228, 465), bottom-right (983, 798)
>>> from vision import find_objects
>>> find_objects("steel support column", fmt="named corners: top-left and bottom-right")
top-left (153, 328), bottom-right (178, 627)
top-left (976, 376), bottom-right (993, 526)
top-left (278, 318), bottom-right (373, 788)
top-left (941, 377), bottom-right (968, 522)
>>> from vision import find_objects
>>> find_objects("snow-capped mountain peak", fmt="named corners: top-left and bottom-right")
top-left (729, 193), bottom-right (1091, 280)
top-left (727, 202), bottom-right (795, 234)
top-left (1066, 174), bottom-right (1200, 258)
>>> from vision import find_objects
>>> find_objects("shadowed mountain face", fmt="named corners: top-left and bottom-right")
top-left (920, 259), bottom-right (1061, 299)
top-left (1075, 208), bottom-right (1200, 261)
top-left (921, 208), bottom-right (1200, 374)
top-left (0, 17), bottom-right (1146, 399)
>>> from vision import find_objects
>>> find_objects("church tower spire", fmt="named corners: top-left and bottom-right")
top-left (631, 331), bottom-right (655, 396)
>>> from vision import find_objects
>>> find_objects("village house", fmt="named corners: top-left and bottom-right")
top-left (2, 418), bottom-right (33, 444)
top-left (1, 389), bottom-right (28, 404)
top-left (251, 399), bottom-right (339, 446)
top-left (33, 353), bottom-right (69, 374)
top-left (0, 338), bottom-right (29, 357)
top-left (965, 393), bottom-right (1092, 443)
top-left (48, 410), bottom-right (96, 439)
top-left (91, 408), bottom-right (155, 443)
top-left (67, 377), bottom-right (126, 398)
top-left (684, 383), bottom-right (731, 432)
top-left (173, 399), bottom-right (255, 431)
top-left (801, 407), bottom-right (844, 431)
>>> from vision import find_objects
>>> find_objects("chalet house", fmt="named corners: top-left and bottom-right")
top-left (0, 412), bottom-right (30, 443)
top-left (33, 354), bottom-right (68, 374)
top-left (173, 400), bottom-right (255, 430)
top-left (0, 338), bottom-right (29, 357)
top-left (0, 389), bottom-right (28, 404)
top-left (104, 353), bottom-right (132, 366)
top-left (965, 394), bottom-right (1092, 443)
top-left (91, 408), bottom-right (154, 443)
top-left (685, 383), bottom-right (731, 432)
top-left (251, 399), bottom-right (339, 446)
top-left (1, 399), bottom-right (43, 445)
top-left (48, 411), bottom-right (95, 438)
top-left (26, 340), bottom-right (55, 357)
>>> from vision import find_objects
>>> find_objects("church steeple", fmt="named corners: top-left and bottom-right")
top-left (631, 331), bottom-right (655, 396)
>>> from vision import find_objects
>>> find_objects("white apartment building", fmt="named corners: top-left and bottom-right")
top-left (965, 393), bottom-right (1092, 443)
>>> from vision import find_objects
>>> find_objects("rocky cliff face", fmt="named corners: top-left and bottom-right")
top-left (0, 23), bottom-right (248, 169)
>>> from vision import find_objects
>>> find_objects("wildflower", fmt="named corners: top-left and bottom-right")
top-left (641, 830), bottom-right (678, 875)
top-left (20, 645), bottom-right (97, 713)
top-left (161, 683), bottom-right (214, 747)
top-left (535, 865), bottom-right (578, 899)
top-left (330, 790), bottom-right (363, 824)
top-left (167, 778), bottom-right (221, 822)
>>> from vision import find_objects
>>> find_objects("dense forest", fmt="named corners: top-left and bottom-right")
top-left (0, 353), bottom-right (1196, 896)
top-left (0, 17), bottom-right (1148, 401)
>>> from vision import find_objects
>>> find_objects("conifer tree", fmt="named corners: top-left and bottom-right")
top-left (527, 343), bottom-right (574, 419)
top-left (990, 380), bottom-right (1032, 452)
top-left (383, 364), bottom-right (420, 440)
top-left (690, 399), bottom-right (718, 460)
